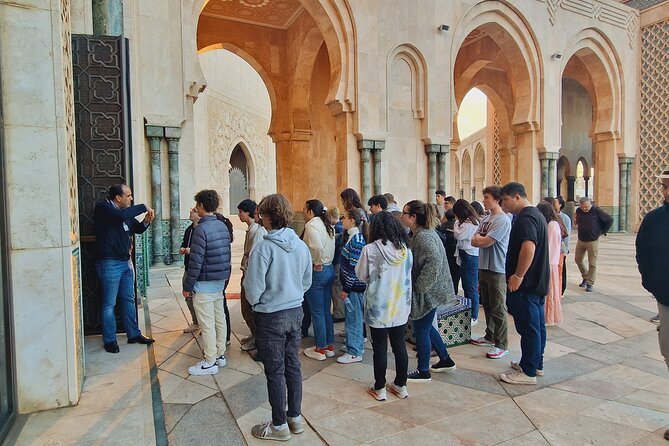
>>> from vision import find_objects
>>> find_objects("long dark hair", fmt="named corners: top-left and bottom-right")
top-left (404, 200), bottom-right (440, 229)
top-left (452, 199), bottom-right (480, 225)
top-left (305, 199), bottom-right (334, 237)
top-left (369, 211), bottom-right (408, 250)
top-left (537, 201), bottom-right (568, 238)
top-left (346, 208), bottom-right (370, 241)
top-left (340, 188), bottom-right (365, 212)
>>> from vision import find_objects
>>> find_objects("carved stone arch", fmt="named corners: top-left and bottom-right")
top-left (230, 139), bottom-right (256, 194)
top-left (474, 143), bottom-right (485, 179)
top-left (561, 28), bottom-right (623, 138)
top-left (292, 28), bottom-right (326, 136)
top-left (451, 0), bottom-right (542, 129)
top-left (386, 44), bottom-right (428, 142)
top-left (577, 157), bottom-right (589, 176)
top-left (557, 155), bottom-right (571, 180)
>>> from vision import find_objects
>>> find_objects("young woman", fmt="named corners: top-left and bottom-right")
top-left (401, 200), bottom-right (458, 382)
top-left (302, 199), bottom-right (337, 360)
top-left (452, 199), bottom-right (481, 325)
top-left (338, 208), bottom-right (369, 364)
top-left (537, 201), bottom-right (568, 325)
top-left (355, 211), bottom-right (413, 400)
top-left (340, 188), bottom-right (366, 213)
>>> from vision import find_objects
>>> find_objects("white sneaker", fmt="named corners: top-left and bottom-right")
top-left (304, 346), bottom-right (326, 361)
top-left (500, 369), bottom-right (536, 385)
top-left (216, 355), bottom-right (227, 367)
top-left (287, 415), bottom-right (304, 434)
top-left (188, 360), bottom-right (218, 376)
top-left (385, 382), bottom-right (409, 399)
top-left (486, 347), bottom-right (509, 359)
top-left (337, 353), bottom-right (362, 364)
top-left (366, 386), bottom-right (386, 401)
top-left (471, 318), bottom-right (479, 326)
top-left (183, 323), bottom-right (200, 333)
top-left (510, 361), bottom-right (543, 377)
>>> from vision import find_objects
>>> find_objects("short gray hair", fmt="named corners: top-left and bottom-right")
top-left (578, 196), bottom-right (591, 204)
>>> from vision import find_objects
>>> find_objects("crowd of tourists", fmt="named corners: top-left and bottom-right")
top-left (94, 172), bottom-right (669, 442)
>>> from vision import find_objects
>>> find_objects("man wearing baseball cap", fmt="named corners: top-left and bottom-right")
top-left (635, 168), bottom-right (669, 441)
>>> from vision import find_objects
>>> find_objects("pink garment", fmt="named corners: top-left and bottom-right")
top-left (545, 221), bottom-right (562, 325)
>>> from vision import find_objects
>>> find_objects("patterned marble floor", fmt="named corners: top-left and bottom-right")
top-left (13, 232), bottom-right (669, 445)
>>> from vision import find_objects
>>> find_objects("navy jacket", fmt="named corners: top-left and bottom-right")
top-left (183, 215), bottom-right (232, 292)
top-left (94, 200), bottom-right (149, 261)
top-left (635, 203), bottom-right (669, 306)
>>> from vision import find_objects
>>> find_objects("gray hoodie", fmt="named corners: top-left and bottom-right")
top-left (243, 227), bottom-right (312, 314)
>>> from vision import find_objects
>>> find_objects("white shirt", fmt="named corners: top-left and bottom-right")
top-left (303, 217), bottom-right (335, 266)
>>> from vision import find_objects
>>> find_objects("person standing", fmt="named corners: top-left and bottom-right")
top-left (435, 190), bottom-right (446, 219)
top-left (327, 207), bottom-right (346, 324)
top-left (537, 202), bottom-right (568, 326)
top-left (499, 182), bottom-right (549, 385)
top-left (94, 184), bottom-right (155, 354)
top-left (470, 186), bottom-right (511, 359)
top-left (555, 196), bottom-right (572, 296)
top-left (244, 194), bottom-right (312, 441)
top-left (179, 207), bottom-right (201, 333)
top-left (574, 197), bottom-right (612, 292)
top-left (237, 199), bottom-right (267, 352)
top-left (182, 190), bottom-right (232, 376)
top-left (452, 199), bottom-right (481, 325)
top-left (635, 169), bottom-right (669, 442)
top-left (367, 194), bottom-right (388, 216)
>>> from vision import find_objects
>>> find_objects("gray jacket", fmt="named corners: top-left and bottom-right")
top-left (183, 215), bottom-right (232, 292)
top-left (409, 227), bottom-right (457, 320)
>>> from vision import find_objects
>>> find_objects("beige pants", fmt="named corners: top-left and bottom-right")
top-left (659, 302), bottom-right (669, 372)
top-left (574, 239), bottom-right (599, 285)
top-left (192, 291), bottom-right (227, 363)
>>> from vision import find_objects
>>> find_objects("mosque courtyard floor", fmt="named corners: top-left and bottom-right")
top-left (10, 232), bottom-right (669, 445)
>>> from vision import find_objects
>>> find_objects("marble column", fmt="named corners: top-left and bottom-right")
top-left (567, 176), bottom-right (576, 202)
top-left (437, 152), bottom-right (447, 191)
top-left (166, 127), bottom-right (182, 264)
top-left (539, 152), bottom-right (559, 199)
top-left (372, 141), bottom-right (385, 195)
top-left (584, 177), bottom-right (590, 198)
top-left (357, 140), bottom-right (372, 203)
top-left (425, 145), bottom-right (438, 199)
top-left (618, 157), bottom-right (634, 232)
top-left (539, 154), bottom-right (550, 199)
top-left (548, 157), bottom-right (558, 198)
top-left (146, 126), bottom-right (164, 265)
top-left (92, 0), bottom-right (123, 36)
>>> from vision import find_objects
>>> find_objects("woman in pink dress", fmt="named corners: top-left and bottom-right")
top-left (537, 202), bottom-right (568, 325)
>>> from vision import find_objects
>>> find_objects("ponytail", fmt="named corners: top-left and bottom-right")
top-left (306, 199), bottom-right (334, 237)
top-left (404, 200), bottom-right (439, 229)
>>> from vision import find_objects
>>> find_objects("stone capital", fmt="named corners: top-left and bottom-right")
top-left (618, 156), bottom-right (635, 165)
top-left (424, 144), bottom-right (449, 154)
top-left (357, 139), bottom-right (385, 152)
top-left (164, 126), bottom-right (182, 140)
top-left (538, 151), bottom-right (559, 161)
top-left (145, 125), bottom-right (164, 139)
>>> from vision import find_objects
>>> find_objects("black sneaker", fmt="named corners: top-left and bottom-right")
top-left (579, 279), bottom-right (588, 288)
top-left (431, 357), bottom-right (456, 372)
top-left (407, 370), bottom-right (431, 383)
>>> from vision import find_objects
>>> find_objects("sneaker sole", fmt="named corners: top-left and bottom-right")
top-left (407, 377), bottom-right (432, 383)
top-left (486, 352), bottom-right (510, 359)
top-left (240, 345), bottom-right (255, 351)
top-left (431, 365), bottom-right (456, 373)
top-left (470, 341), bottom-right (494, 347)
top-left (252, 432), bottom-right (291, 441)
top-left (337, 358), bottom-right (363, 364)
top-left (500, 374), bottom-right (536, 385)
top-left (189, 368), bottom-right (219, 376)
top-left (366, 388), bottom-right (386, 401)
top-left (304, 352), bottom-right (326, 361)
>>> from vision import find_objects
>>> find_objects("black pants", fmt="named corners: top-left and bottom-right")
top-left (369, 324), bottom-right (408, 390)
top-left (223, 294), bottom-right (231, 342)
top-left (255, 307), bottom-right (303, 426)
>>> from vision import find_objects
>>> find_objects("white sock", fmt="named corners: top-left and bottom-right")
top-left (273, 423), bottom-right (288, 431)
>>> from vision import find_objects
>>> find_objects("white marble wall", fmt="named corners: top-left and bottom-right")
top-left (0, 0), bottom-right (83, 412)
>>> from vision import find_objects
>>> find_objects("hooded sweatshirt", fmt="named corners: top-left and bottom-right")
top-left (243, 227), bottom-right (313, 314)
top-left (355, 239), bottom-right (413, 328)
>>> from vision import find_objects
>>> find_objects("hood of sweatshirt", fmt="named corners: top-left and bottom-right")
top-left (373, 239), bottom-right (407, 266)
top-left (264, 227), bottom-right (299, 252)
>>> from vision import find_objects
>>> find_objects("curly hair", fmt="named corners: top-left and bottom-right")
top-left (194, 189), bottom-right (220, 213)
top-left (369, 210), bottom-right (408, 250)
top-left (257, 194), bottom-right (293, 229)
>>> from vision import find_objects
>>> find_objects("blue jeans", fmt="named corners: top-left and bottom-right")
top-left (413, 308), bottom-right (450, 372)
top-left (96, 259), bottom-right (141, 343)
top-left (344, 291), bottom-right (364, 356)
top-left (304, 264), bottom-right (335, 348)
top-left (460, 251), bottom-right (480, 320)
top-left (255, 307), bottom-right (303, 426)
top-left (506, 291), bottom-right (546, 377)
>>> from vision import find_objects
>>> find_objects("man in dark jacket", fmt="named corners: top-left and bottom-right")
top-left (94, 184), bottom-right (155, 353)
top-left (182, 190), bottom-right (232, 376)
top-left (574, 197), bottom-right (613, 292)
top-left (635, 168), bottom-right (669, 442)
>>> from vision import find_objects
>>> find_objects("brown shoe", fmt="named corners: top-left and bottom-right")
top-left (664, 428), bottom-right (669, 441)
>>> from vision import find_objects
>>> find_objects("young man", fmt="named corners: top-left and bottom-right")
top-left (574, 196), bottom-right (612, 292)
top-left (635, 168), bottom-right (669, 443)
top-left (471, 186), bottom-right (511, 359)
top-left (94, 184), bottom-right (155, 353)
top-left (435, 190), bottom-right (446, 219)
top-left (179, 207), bottom-right (201, 333)
top-left (499, 182), bottom-right (549, 385)
top-left (237, 199), bottom-right (267, 352)
top-left (182, 190), bottom-right (232, 376)
top-left (367, 194), bottom-right (388, 215)
top-left (244, 194), bottom-right (312, 441)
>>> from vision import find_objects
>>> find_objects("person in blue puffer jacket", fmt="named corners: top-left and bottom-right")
top-left (338, 207), bottom-right (369, 364)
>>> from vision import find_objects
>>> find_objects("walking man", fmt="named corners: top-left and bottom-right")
top-left (574, 197), bottom-right (612, 292)
top-left (94, 184), bottom-right (155, 353)
top-left (237, 199), bottom-right (267, 352)
top-left (499, 182), bottom-right (549, 385)
top-left (635, 168), bottom-right (669, 441)
top-left (471, 186), bottom-right (511, 360)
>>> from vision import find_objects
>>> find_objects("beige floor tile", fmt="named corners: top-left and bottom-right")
top-left (153, 344), bottom-right (178, 366)
top-left (162, 379), bottom-right (218, 404)
top-left (515, 387), bottom-right (604, 427)
top-left (320, 362), bottom-right (376, 383)
top-left (539, 414), bottom-right (648, 445)
top-left (152, 315), bottom-right (189, 332)
top-left (81, 366), bottom-right (145, 393)
top-left (424, 399), bottom-right (534, 445)
top-left (581, 401), bottom-right (669, 432)
top-left (552, 364), bottom-right (661, 400)
top-left (368, 425), bottom-right (480, 445)
top-left (303, 371), bottom-right (360, 395)
top-left (642, 378), bottom-right (669, 395)
top-left (236, 407), bottom-right (325, 445)
top-left (159, 351), bottom-right (200, 378)
top-left (313, 408), bottom-right (414, 443)
top-left (311, 427), bottom-right (365, 446)
top-left (644, 350), bottom-right (665, 362)
top-left (495, 430), bottom-right (550, 445)
top-left (617, 389), bottom-right (669, 413)
top-left (187, 373), bottom-right (218, 390)
top-left (156, 369), bottom-right (186, 401)
top-left (301, 391), bottom-right (357, 421)
top-left (542, 340), bottom-right (577, 359)
top-left (178, 338), bottom-right (206, 359)
top-left (628, 433), bottom-right (669, 446)
top-left (224, 347), bottom-right (264, 375)
top-left (213, 367), bottom-right (256, 391)
top-left (318, 380), bottom-right (391, 411)
top-left (152, 330), bottom-right (195, 351)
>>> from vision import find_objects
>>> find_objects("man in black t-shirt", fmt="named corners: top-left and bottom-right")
top-left (498, 182), bottom-right (549, 385)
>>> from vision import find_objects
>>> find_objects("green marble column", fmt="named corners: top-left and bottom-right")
top-left (146, 125), bottom-right (164, 265)
top-left (357, 140), bottom-right (372, 203)
top-left (437, 153), bottom-right (447, 191)
top-left (371, 141), bottom-right (385, 195)
top-left (166, 127), bottom-right (182, 264)
top-left (92, 0), bottom-right (123, 36)
top-left (539, 154), bottom-right (550, 199)
top-left (539, 152), bottom-right (559, 199)
top-left (618, 157), bottom-right (634, 232)
top-left (548, 156), bottom-right (558, 198)
top-left (425, 145), bottom-right (439, 199)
